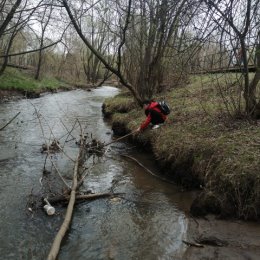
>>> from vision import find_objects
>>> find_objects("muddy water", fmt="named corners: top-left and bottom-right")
top-left (0, 87), bottom-right (259, 260)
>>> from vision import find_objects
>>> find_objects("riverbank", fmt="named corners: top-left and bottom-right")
top-left (102, 77), bottom-right (260, 220)
top-left (0, 67), bottom-right (93, 102)
top-left (0, 86), bottom-right (259, 259)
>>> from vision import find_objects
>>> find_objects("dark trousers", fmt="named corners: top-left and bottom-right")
top-left (150, 110), bottom-right (165, 125)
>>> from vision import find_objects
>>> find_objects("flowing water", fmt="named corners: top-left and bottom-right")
top-left (0, 87), bottom-right (259, 260)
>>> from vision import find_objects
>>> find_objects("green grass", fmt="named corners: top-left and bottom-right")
top-left (0, 68), bottom-right (69, 92)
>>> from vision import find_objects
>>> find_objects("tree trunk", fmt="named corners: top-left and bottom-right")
top-left (249, 35), bottom-right (260, 118)
top-left (0, 33), bottom-right (15, 75)
top-left (35, 42), bottom-right (43, 80)
top-left (0, 0), bottom-right (22, 39)
top-left (240, 39), bottom-right (254, 115)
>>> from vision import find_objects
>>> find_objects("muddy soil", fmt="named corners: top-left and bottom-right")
top-left (0, 89), bottom-right (24, 102)
top-left (183, 215), bottom-right (260, 260)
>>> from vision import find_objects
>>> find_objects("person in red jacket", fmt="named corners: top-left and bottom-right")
top-left (137, 100), bottom-right (167, 132)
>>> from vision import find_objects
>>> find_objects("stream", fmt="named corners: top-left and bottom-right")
top-left (0, 86), bottom-right (259, 260)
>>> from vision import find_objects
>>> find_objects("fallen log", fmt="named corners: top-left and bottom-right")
top-left (48, 192), bottom-right (119, 205)
top-left (47, 145), bottom-right (80, 260)
top-left (41, 119), bottom-right (121, 260)
top-left (46, 122), bottom-right (118, 259)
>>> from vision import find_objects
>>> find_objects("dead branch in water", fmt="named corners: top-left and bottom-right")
top-left (182, 240), bottom-right (204, 248)
top-left (121, 154), bottom-right (176, 184)
top-left (49, 159), bottom-right (71, 190)
top-left (0, 111), bottom-right (20, 131)
top-left (29, 104), bottom-right (117, 259)
top-left (48, 192), bottom-right (121, 205)
top-left (103, 130), bottom-right (137, 147)
top-left (47, 153), bottom-right (80, 260)
top-left (47, 121), bottom-right (85, 260)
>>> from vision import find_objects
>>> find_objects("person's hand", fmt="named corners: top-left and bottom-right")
top-left (136, 127), bottom-right (141, 133)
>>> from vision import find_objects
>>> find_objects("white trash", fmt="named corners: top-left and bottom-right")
top-left (43, 198), bottom-right (55, 216)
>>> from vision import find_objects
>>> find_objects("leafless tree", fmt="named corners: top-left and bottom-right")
top-left (61, 0), bottom-right (202, 103)
top-left (202, 0), bottom-right (260, 118)
top-left (0, 0), bottom-right (22, 39)
top-left (34, 2), bottom-right (54, 80)
top-left (61, 0), bottom-right (143, 104)
top-left (80, 1), bottom-right (113, 84)
top-left (0, 1), bottom-right (60, 74)
top-left (123, 0), bottom-right (191, 99)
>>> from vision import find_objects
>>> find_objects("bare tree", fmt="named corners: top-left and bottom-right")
top-left (0, 1), bottom-right (37, 74)
top-left (0, 0), bottom-right (63, 76)
top-left (0, 0), bottom-right (22, 39)
top-left (202, 0), bottom-right (260, 117)
top-left (34, 2), bottom-right (54, 80)
top-left (80, 1), bottom-right (111, 84)
top-left (0, 8), bottom-right (23, 75)
top-left (61, 0), bottom-right (143, 104)
top-left (61, 0), bottom-right (200, 103)
top-left (123, 0), bottom-right (190, 99)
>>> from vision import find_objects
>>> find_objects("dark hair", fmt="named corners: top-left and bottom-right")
top-left (142, 99), bottom-right (151, 105)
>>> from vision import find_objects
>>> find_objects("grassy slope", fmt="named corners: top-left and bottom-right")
top-left (0, 68), bottom-right (70, 92)
top-left (103, 74), bottom-right (260, 220)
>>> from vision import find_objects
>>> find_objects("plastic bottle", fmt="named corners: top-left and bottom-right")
top-left (43, 198), bottom-right (55, 216)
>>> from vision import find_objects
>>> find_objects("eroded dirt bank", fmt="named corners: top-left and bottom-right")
top-left (183, 215), bottom-right (260, 260)
top-left (102, 103), bottom-right (260, 260)
top-left (102, 98), bottom-right (260, 259)
top-left (102, 91), bottom-right (260, 221)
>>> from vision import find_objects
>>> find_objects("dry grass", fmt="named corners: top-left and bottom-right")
top-left (103, 91), bottom-right (137, 116)
top-left (103, 76), bottom-right (260, 220)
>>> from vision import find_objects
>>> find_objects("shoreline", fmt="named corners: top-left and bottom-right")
top-left (102, 91), bottom-right (260, 221)
top-left (0, 85), bottom-right (94, 102)
top-left (0, 67), bottom-right (96, 102)
top-left (103, 98), bottom-right (260, 259)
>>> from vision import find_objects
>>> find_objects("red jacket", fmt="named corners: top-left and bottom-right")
top-left (140, 102), bottom-right (167, 130)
